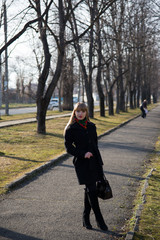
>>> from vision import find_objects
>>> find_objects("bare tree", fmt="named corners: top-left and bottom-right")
top-left (95, 0), bottom-right (105, 117)
top-left (69, 0), bottom-right (116, 118)
top-left (69, 1), bottom-right (94, 117)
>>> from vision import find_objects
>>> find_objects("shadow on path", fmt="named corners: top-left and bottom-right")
top-left (99, 141), bottom-right (154, 154)
top-left (0, 227), bottom-right (43, 240)
top-left (59, 163), bottom-right (145, 180)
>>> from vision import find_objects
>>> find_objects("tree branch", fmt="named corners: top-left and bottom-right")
top-left (0, 0), bottom-right (53, 55)
top-left (66, 0), bottom-right (117, 44)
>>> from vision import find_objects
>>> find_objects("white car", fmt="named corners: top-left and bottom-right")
top-left (48, 98), bottom-right (59, 110)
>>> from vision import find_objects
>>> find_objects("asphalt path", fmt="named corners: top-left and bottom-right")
top-left (0, 105), bottom-right (160, 240)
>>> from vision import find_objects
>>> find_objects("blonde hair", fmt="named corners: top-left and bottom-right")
top-left (64, 102), bottom-right (89, 134)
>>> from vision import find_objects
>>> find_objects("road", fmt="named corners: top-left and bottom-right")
top-left (0, 105), bottom-right (160, 240)
top-left (0, 107), bottom-right (37, 115)
top-left (0, 101), bottom-right (101, 116)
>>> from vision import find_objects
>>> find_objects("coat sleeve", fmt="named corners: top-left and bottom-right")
top-left (64, 127), bottom-right (86, 158)
top-left (90, 124), bottom-right (104, 165)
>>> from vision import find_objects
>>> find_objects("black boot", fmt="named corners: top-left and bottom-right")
top-left (87, 190), bottom-right (108, 231)
top-left (83, 189), bottom-right (92, 229)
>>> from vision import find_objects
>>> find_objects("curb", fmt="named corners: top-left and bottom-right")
top-left (98, 114), bottom-right (140, 139)
top-left (5, 113), bottom-right (140, 192)
top-left (5, 153), bottom-right (70, 191)
top-left (125, 168), bottom-right (156, 240)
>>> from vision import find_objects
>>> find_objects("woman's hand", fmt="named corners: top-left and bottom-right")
top-left (84, 152), bottom-right (93, 159)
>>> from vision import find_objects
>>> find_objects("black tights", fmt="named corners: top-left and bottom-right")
top-left (85, 182), bottom-right (97, 192)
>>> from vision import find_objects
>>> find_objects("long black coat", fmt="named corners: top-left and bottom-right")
top-left (64, 121), bottom-right (104, 185)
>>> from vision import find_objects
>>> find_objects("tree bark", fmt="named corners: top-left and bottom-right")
top-left (35, 0), bottom-right (51, 134)
top-left (108, 89), bottom-right (114, 115)
top-left (95, 0), bottom-right (105, 117)
top-left (62, 56), bottom-right (74, 110)
top-left (35, 0), bottom-right (66, 134)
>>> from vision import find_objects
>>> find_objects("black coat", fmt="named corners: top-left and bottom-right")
top-left (64, 121), bottom-right (104, 185)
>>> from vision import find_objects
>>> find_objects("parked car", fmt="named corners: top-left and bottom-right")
top-left (48, 98), bottom-right (59, 110)
top-left (73, 96), bottom-right (78, 103)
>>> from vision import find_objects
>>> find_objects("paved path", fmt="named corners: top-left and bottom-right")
top-left (0, 105), bottom-right (160, 240)
top-left (0, 113), bottom-right (71, 128)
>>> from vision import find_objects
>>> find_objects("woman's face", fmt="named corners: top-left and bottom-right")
top-left (75, 109), bottom-right (86, 120)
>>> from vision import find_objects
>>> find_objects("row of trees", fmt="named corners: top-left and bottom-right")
top-left (0, 0), bottom-right (160, 133)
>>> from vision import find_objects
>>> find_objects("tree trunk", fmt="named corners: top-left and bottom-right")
top-left (129, 89), bottom-right (134, 109)
top-left (95, 0), bottom-right (105, 117)
top-left (37, 98), bottom-right (47, 134)
top-left (116, 80), bottom-right (120, 114)
top-left (35, 0), bottom-right (51, 134)
top-left (87, 3), bottom-right (95, 118)
top-left (136, 55), bottom-right (141, 108)
top-left (62, 57), bottom-right (74, 110)
top-left (36, 0), bottom-right (65, 134)
top-left (119, 55), bottom-right (125, 112)
top-left (129, 77), bottom-right (134, 109)
top-left (108, 90), bottom-right (114, 115)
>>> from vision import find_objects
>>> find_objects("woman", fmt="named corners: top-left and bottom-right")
top-left (64, 102), bottom-right (108, 231)
top-left (140, 99), bottom-right (148, 118)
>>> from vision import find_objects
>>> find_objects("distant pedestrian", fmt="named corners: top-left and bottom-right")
top-left (140, 99), bottom-right (148, 118)
top-left (64, 102), bottom-right (108, 231)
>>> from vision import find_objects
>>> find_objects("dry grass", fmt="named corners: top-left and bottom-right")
top-left (133, 137), bottom-right (160, 240)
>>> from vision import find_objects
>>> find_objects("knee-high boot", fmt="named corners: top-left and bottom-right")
top-left (83, 189), bottom-right (92, 229)
top-left (87, 190), bottom-right (108, 231)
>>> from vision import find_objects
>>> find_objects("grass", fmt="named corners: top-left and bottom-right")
top-left (0, 116), bottom-right (68, 194)
top-left (1, 103), bottom-right (36, 109)
top-left (132, 137), bottom-right (160, 240)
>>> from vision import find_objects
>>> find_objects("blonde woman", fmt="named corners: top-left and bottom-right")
top-left (64, 102), bottom-right (108, 231)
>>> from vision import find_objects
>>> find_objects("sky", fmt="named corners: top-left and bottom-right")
top-left (0, 0), bottom-right (37, 89)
